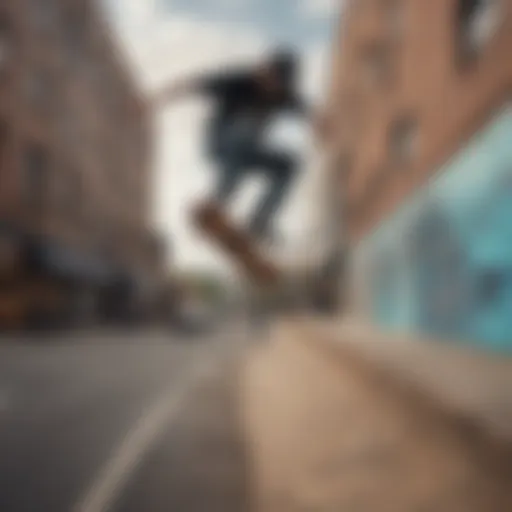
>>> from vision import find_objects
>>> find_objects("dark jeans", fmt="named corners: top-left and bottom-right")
top-left (209, 122), bottom-right (298, 237)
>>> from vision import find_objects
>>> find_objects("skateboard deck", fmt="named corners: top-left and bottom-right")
top-left (193, 203), bottom-right (280, 284)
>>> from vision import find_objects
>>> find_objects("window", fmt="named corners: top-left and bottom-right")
top-left (382, 0), bottom-right (404, 38)
top-left (330, 157), bottom-right (350, 216)
top-left (0, 18), bottom-right (12, 77)
top-left (361, 43), bottom-right (392, 89)
top-left (337, 155), bottom-right (352, 184)
top-left (359, 165), bottom-right (388, 210)
top-left (70, 171), bottom-right (83, 217)
top-left (0, 120), bottom-right (5, 154)
top-left (30, 0), bottom-right (59, 31)
top-left (325, 156), bottom-right (350, 238)
top-left (54, 167), bottom-right (82, 214)
top-left (0, 121), bottom-right (6, 185)
top-left (23, 144), bottom-right (48, 210)
top-left (59, 104), bottom-right (84, 156)
top-left (24, 66), bottom-right (51, 109)
top-left (371, 247), bottom-right (399, 321)
top-left (338, 91), bottom-right (364, 146)
top-left (456, 0), bottom-right (502, 62)
top-left (476, 269), bottom-right (505, 305)
top-left (63, 3), bottom-right (88, 61)
top-left (389, 116), bottom-right (419, 164)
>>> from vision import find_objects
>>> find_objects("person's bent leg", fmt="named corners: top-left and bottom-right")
top-left (212, 164), bottom-right (243, 206)
top-left (207, 126), bottom-right (254, 209)
top-left (208, 143), bottom-right (246, 209)
top-left (248, 149), bottom-right (298, 238)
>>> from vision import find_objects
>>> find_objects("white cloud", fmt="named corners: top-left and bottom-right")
top-left (109, 2), bottom-right (267, 90)
top-left (216, 0), bottom-right (253, 10)
top-left (301, 0), bottom-right (341, 20)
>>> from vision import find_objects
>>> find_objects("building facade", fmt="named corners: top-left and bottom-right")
top-left (0, 0), bottom-right (166, 329)
top-left (328, 0), bottom-right (512, 349)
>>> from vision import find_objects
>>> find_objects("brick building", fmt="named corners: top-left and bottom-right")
top-left (0, 0), bottom-right (166, 328)
top-left (327, 0), bottom-right (512, 348)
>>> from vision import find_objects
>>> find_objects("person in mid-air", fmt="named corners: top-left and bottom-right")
top-left (155, 48), bottom-right (323, 245)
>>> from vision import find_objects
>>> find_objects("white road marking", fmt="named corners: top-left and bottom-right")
top-left (74, 358), bottom-right (216, 512)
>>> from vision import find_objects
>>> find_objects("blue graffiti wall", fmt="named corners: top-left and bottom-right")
top-left (357, 106), bottom-right (512, 352)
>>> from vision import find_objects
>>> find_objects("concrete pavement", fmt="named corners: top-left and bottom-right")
top-left (2, 319), bottom-right (512, 512)
top-left (240, 318), bottom-right (512, 511)
top-left (308, 318), bottom-right (512, 439)
top-left (110, 356), bottom-right (249, 512)
top-left (0, 329), bottom-right (249, 512)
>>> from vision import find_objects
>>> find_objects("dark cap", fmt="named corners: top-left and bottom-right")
top-left (268, 48), bottom-right (299, 84)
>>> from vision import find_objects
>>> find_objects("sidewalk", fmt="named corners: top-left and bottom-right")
top-left (306, 318), bottom-right (512, 440)
top-left (238, 318), bottom-right (512, 511)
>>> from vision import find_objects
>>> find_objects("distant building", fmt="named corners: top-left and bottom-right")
top-left (328, 0), bottom-right (512, 348)
top-left (0, 0), bottom-right (166, 328)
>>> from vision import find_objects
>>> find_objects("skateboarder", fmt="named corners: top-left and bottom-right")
top-left (155, 49), bottom-right (318, 244)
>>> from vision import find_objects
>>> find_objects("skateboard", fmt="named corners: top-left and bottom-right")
top-left (192, 203), bottom-right (280, 284)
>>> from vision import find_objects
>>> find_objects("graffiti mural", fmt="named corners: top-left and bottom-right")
top-left (409, 203), bottom-right (471, 339)
top-left (357, 106), bottom-right (512, 351)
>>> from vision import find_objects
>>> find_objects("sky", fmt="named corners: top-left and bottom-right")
top-left (102, 0), bottom-right (341, 275)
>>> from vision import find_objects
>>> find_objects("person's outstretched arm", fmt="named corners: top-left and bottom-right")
top-left (152, 69), bottom-right (248, 110)
top-left (152, 77), bottom-right (204, 108)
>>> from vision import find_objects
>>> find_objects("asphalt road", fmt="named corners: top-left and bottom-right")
top-left (0, 329), bottom-right (250, 512)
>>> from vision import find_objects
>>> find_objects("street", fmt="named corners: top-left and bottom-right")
top-left (3, 318), bottom-right (511, 512)
top-left (0, 329), bottom-right (250, 512)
